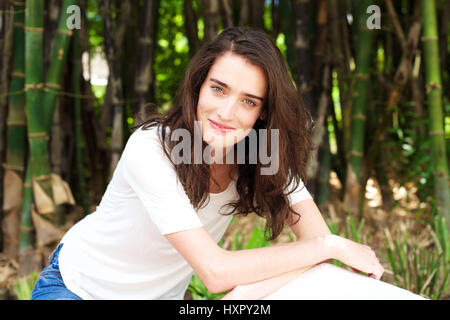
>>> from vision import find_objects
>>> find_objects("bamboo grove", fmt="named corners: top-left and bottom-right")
top-left (0, 0), bottom-right (449, 278)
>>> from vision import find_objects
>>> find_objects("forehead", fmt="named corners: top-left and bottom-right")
top-left (207, 52), bottom-right (267, 95)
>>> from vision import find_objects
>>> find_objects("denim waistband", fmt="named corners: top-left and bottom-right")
top-left (48, 243), bottom-right (64, 263)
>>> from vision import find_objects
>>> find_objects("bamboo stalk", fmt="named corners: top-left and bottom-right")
top-left (183, 0), bottom-right (200, 57)
top-left (219, 0), bottom-right (233, 29)
top-left (25, 0), bottom-right (55, 221)
top-left (202, 0), bottom-right (220, 43)
top-left (292, 0), bottom-right (313, 113)
top-left (306, 59), bottom-right (331, 182)
top-left (42, 0), bottom-right (78, 133)
top-left (317, 124), bottom-right (331, 206)
top-left (271, 0), bottom-right (280, 40)
top-left (19, 158), bottom-right (33, 253)
top-left (3, 0), bottom-right (27, 260)
top-left (134, 0), bottom-right (159, 117)
top-left (100, 0), bottom-right (125, 180)
top-left (249, 0), bottom-right (264, 29)
top-left (344, 0), bottom-right (377, 217)
top-left (0, 0), bottom-right (15, 253)
top-left (421, 0), bottom-right (450, 233)
top-left (278, 0), bottom-right (296, 77)
top-left (72, 30), bottom-right (89, 217)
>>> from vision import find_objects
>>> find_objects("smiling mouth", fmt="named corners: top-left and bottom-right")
top-left (208, 119), bottom-right (235, 133)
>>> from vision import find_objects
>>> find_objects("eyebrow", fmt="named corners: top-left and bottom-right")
top-left (210, 78), bottom-right (264, 102)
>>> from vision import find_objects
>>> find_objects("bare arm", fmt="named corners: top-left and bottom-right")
top-left (165, 227), bottom-right (333, 294)
top-left (166, 199), bottom-right (383, 296)
top-left (221, 199), bottom-right (332, 299)
top-left (287, 199), bottom-right (332, 241)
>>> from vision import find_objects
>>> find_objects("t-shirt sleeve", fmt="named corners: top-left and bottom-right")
top-left (121, 127), bottom-right (204, 235)
top-left (286, 178), bottom-right (313, 206)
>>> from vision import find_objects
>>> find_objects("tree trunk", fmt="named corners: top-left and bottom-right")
top-left (134, 0), bottom-right (159, 119)
top-left (219, 0), bottom-right (233, 29)
top-left (2, 1), bottom-right (20, 259)
top-left (421, 0), bottom-right (450, 233)
top-left (292, 0), bottom-right (313, 113)
top-left (328, 0), bottom-right (349, 189)
top-left (100, 0), bottom-right (125, 180)
top-left (239, 0), bottom-right (250, 26)
top-left (344, 0), bottom-right (377, 217)
top-left (306, 54), bottom-right (331, 187)
top-left (271, 0), bottom-right (280, 40)
top-left (202, 0), bottom-right (220, 43)
top-left (25, 0), bottom-right (56, 221)
top-left (317, 125), bottom-right (331, 207)
top-left (249, 0), bottom-right (264, 30)
top-left (439, 0), bottom-right (449, 98)
top-left (43, 0), bottom-right (62, 75)
top-left (311, 0), bottom-right (327, 107)
top-left (19, 159), bottom-right (33, 254)
top-left (72, 30), bottom-right (89, 217)
top-left (184, 0), bottom-right (200, 57)
top-left (42, 0), bottom-right (78, 133)
top-left (279, 0), bottom-right (296, 76)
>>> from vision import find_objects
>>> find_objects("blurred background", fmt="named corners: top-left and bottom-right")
top-left (0, 0), bottom-right (448, 300)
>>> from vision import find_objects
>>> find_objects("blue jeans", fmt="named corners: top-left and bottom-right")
top-left (30, 243), bottom-right (83, 300)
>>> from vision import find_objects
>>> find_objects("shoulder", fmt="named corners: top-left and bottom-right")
top-left (126, 123), bottom-right (171, 152)
top-left (122, 123), bottom-right (171, 164)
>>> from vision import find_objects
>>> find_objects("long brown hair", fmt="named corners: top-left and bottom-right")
top-left (133, 27), bottom-right (312, 241)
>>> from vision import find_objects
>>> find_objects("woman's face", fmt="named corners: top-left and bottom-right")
top-left (196, 52), bottom-right (267, 157)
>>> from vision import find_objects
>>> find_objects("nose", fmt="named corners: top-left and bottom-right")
top-left (217, 97), bottom-right (236, 122)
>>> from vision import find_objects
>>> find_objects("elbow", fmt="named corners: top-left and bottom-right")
top-left (205, 280), bottom-right (227, 294)
top-left (202, 250), bottom-right (232, 294)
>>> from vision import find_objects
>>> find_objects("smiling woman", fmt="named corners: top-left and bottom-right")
top-left (196, 52), bottom-right (267, 153)
top-left (30, 26), bottom-right (424, 300)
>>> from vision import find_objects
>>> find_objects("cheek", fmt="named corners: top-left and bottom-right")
top-left (238, 110), bottom-right (262, 129)
top-left (197, 94), bottom-right (214, 116)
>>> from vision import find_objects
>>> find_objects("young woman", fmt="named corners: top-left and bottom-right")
top-left (31, 27), bottom-right (424, 300)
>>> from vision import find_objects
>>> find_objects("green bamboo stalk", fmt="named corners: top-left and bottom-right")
top-left (3, 0), bottom-right (27, 259)
top-left (6, 1), bottom-right (26, 172)
top-left (19, 158), bottom-right (34, 252)
top-left (317, 127), bottom-right (331, 206)
top-left (25, 0), bottom-right (55, 222)
top-left (42, 0), bottom-right (78, 133)
top-left (344, 0), bottom-right (377, 216)
top-left (72, 30), bottom-right (89, 217)
top-left (421, 0), bottom-right (450, 234)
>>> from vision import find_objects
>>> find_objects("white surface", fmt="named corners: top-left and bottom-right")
top-left (263, 263), bottom-right (427, 300)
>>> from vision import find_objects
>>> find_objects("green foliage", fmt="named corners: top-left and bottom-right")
top-left (385, 110), bottom-right (435, 203)
top-left (434, 207), bottom-right (450, 262)
top-left (187, 273), bottom-right (229, 300)
top-left (382, 233), bottom-right (449, 299)
top-left (11, 272), bottom-right (39, 300)
top-left (153, 0), bottom-right (190, 109)
top-left (344, 208), bottom-right (365, 243)
top-left (380, 206), bottom-right (449, 300)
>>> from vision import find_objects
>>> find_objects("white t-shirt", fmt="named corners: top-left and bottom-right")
top-left (58, 124), bottom-right (312, 300)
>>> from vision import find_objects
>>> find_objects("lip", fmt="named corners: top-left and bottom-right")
top-left (208, 119), bottom-right (235, 133)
